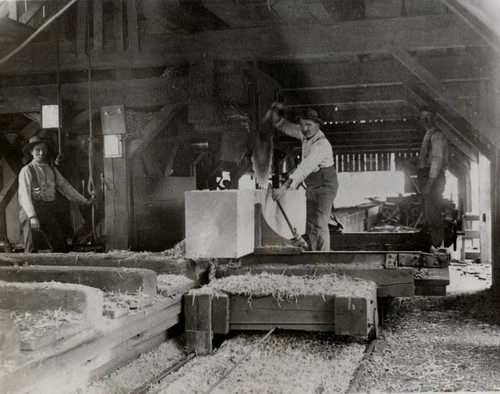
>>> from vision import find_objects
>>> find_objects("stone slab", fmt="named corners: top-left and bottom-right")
top-left (0, 281), bottom-right (103, 323)
top-left (185, 190), bottom-right (255, 258)
top-left (0, 266), bottom-right (157, 296)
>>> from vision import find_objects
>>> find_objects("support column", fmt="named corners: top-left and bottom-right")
top-left (479, 154), bottom-right (492, 264)
top-left (491, 148), bottom-right (500, 290)
top-left (101, 105), bottom-right (130, 251)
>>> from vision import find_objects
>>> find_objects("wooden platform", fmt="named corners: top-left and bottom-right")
top-left (185, 290), bottom-right (379, 356)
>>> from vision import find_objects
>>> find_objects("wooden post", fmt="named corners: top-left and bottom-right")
top-left (184, 294), bottom-right (213, 355)
top-left (76, 0), bottom-right (87, 55)
top-left (93, 0), bottom-right (103, 51)
top-left (188, 59), bottom-right (216, 124)
top-left (113, 0), bottom-right (124, 51)
top-left (491, 148), bottom-right (500, 290)
top-left (101, 105), bottom-right (130, 251)
top-left (126, 0), bottom-right (139, 52)
top-left (478, 154), bottom-right (492, 264)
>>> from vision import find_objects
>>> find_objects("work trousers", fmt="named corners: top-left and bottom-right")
top-left (306, 189), bottom-right (337, 251)
top-left (22, 200), bottom-right (70, 253)
top-left (421, 172), bottom-right (446, 247)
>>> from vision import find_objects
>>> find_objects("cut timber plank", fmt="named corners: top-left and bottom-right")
top-left (229, 295), bottom-right (336, 331)
top-left (335, 297), bottom-right (377, 337)
top-left (0, 266), bottom-right (157, 296)
top-left (0, 253), bottom-right (188, 275)
top-left (212, 294), bottom-right (230, 334)
top-left (414, 285), bottom-right (447, 296)
top-left (185, 294), bottom-right (212, 355)
top-left (0, 282), bottom-right (103, 322)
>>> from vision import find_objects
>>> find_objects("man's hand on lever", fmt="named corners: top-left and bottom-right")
top-left (262, 102), bottom-right (285, 124)
top-left (272, 178), bottom-right (293, 201)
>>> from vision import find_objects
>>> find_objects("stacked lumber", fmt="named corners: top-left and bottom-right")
top-left (184, 273), bottom-right (379, 355)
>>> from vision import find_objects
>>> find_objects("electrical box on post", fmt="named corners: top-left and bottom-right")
top-left (101, 105), bottom-right (126, 158)
top-left (41, 105), bottom-right (60, 129)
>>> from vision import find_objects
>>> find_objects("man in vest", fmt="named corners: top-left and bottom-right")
top-left (18, 136), bottom-right (94, 253)
top-left (268, 103), bottom-right (338, 251)
top-left (417, 106), bottom-right (449, 247)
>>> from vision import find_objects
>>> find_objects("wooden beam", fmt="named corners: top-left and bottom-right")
top-left (128, 105), bottom-right (183, 159)
top-left (0, 76), bottom-right (188, 114)
top-left (125, 0), bottom-right (139, 51)
top-left (23, 112), bottom-right (41, 124)
top-left (113, 0), bottom-right (124, 51)
top-left (76, 0), bottom-right (87, 55)
top-left (442, 0), bottom-right (500, 55)
top-left (284, 82), bottom-right (481, 107)
top-left (491, 147), bottom-right (500, 289)
top-left (93, 0), bottom-right (103, 51)
top-left (404, 80), bottom-right (486, 160)
top-left (188, 59), bottom-right (216, 124)
top-left (18, 2), bottom-right (45, 24)
top-left (269, 51), bottom-right (490, 89)
top-left (8, 1), bottom-right (18, 21)
top-left (102, 105), bottom-right (130, 251)
top-left (0, 132), bottom-right (24, 174)
top-left (0, 176), bottom-right (18, 236)
top-left (0, 2), bottom-right (9, 18)
top-left (19, 121), bottom-right (39, 139)
top-left (391, 47), bottom-right (497, 152)
top-left (0, 15), bottom-right (488, 74)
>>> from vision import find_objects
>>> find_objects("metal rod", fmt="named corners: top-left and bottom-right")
top-left (206, 327), bottom-right (276, 394)
top-left (131, 353), bottom-right (195, 394)
top-left (275, 199), bottom-right (296, 236)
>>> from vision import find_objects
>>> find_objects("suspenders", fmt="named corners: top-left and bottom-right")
top-left (27, 164), bottom-right (56, 199)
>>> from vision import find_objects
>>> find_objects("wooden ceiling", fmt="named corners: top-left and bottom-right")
top-left (0, 0), bottom-right (498, 170)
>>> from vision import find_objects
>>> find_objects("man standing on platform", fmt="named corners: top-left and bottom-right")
top-left (267, 102), bottom-right (338, 251)
top-left (417, 106), bottom-right (450, 247)
top-left (18, 136), bottom-right (94, 253)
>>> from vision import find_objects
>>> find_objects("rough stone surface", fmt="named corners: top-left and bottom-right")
top-left (0, 266), bottom-right (157, 296)
top-left (185, 190), bottom-right (255, 258)
top-left (0, 282), bottom-right (103, 322)
top-left (255, 189), bottom-right (306, 240)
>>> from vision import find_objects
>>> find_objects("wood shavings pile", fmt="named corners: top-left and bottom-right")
top-left (157, 274), bottom-right (194, 296)
top-left (80, 339), bottom-right (186, 394)
top-left (190, 272), bottom-right (377, 302)
top-left (160, 240), bottom-right (186, 258)
top-left (153, 332), bottom-right (366, 394)
top-left (354, 292), bottom-right (500, 392)
top-left (2, 308), bottom-right (83, 341)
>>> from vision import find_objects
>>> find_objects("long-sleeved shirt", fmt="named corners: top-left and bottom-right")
top-left (19, 161), bottom-right (89, 219)
top-left (418, 127), bottom-right (449, 179)
top-left (274, 118), bottom-right (334, 185)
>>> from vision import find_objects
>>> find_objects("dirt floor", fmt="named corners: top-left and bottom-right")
top-left (80, 262), bottom-right (500, 394)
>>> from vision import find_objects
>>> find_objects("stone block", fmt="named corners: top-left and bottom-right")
top-left (255, 189), bottom-right (306, 240)
top-left (0, 266), bottom-right (157, 296)
top-left (185, 190), bottom-right (255, 258)
top-left (0, 282), bottom-right (103, 322)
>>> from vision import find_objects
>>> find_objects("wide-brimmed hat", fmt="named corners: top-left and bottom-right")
top-left (22, 136), bottom-right (52, 156)
top-left (298, 108), bottom-right (323, 125)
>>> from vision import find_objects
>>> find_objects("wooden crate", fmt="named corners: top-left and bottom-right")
top-left (185, 290), bottom-right (378, 355)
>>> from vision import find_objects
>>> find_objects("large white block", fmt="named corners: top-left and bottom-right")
top-left (255, 189), bottom-right (306, 239)
top-left (185, 190), bottom-right (255, 258)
